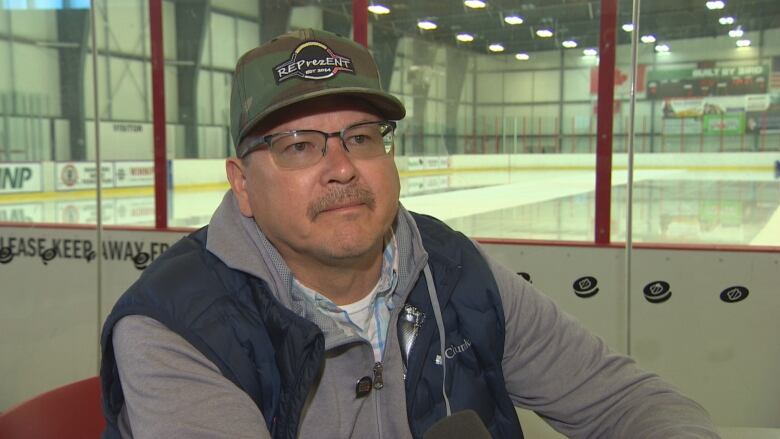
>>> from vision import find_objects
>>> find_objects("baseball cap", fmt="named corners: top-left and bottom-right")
top-left (230, 28), bottom-right (406, 157)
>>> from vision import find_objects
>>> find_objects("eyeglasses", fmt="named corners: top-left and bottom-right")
top-left (239, 120), bottom-right (397, 169)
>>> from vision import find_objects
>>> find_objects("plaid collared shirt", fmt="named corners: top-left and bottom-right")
top-left (293, 233), bottom-right (399, 362)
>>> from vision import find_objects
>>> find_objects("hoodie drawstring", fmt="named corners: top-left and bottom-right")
top-left (423, 264), bottom-right (452, 417)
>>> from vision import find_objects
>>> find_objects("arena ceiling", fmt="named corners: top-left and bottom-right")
top-left (316, 0), bottom-right (780, 55)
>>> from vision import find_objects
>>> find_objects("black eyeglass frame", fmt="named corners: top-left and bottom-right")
top-left (238, 120), bottom-right (398, 162)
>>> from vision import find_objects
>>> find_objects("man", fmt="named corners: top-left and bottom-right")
top-left (100, 29), bottom-right (720, 438)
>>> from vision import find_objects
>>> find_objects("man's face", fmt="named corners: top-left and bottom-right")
top-left (227, 96), bottom-right (401, 269)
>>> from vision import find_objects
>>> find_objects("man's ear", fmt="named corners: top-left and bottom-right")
top-left (226, 158), bottom-right (254, 217)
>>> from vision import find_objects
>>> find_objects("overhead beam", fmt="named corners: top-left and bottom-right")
top-left (444, 47), bottom-right (468, 154)
top-left (56, 8), bottom-right (90, 161)
top-left (323, 5), bottom-right (351, 38)
top-left (372, 25), bottom-right (400, 92)
top-left (174, 0), bottom-right (209, 158)
top-left (409, 43), bottom-right (436, 155)
top-left (259, 1), bottom-right (291, 43)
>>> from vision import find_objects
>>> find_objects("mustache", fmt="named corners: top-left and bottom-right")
top-left (307, 185), bottom-right (376, 219)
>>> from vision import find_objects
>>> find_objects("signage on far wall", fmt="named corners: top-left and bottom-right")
top-left (702, 113), bottom-right (745, 136)
top-left (661, 94), bottom-right (770, 118)
top-left (647, 65), bottom-right (768, 99)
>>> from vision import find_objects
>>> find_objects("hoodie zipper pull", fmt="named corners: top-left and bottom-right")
top-left (373, 362), bottom-right (384, 390)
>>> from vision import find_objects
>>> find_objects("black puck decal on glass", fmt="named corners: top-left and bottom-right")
top-left (720, 286), bottom-right (749, 303)
top-left (573, 276), bottom-right (599, 298)
top-left (516, 272), bottom-right (532, 283)
top-left (40, 247), bottom-right (57, 265)
top-left (0, 247), bottom-right (13, 264)
top-left (132, 252), bottom-right (151, 270)
top-left (643, 281), bottom-right (672, 303)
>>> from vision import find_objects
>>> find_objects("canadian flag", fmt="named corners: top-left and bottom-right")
top-left (590, 65), bottom-right (647, 95)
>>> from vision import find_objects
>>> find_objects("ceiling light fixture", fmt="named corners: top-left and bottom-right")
top-left (504, 15), bottom-right (524, 25)
top-left (367, 4), bottom-right (390, 15)
top-left (655, 44), bottom-right (670, 52)
top-left (736, 39), bottom-right (751, 47)
top-left (464, 0), bottom-right (487, 9)
top-left (640, 34), bottom-right (656, 43)
top-left (456, 33), bottom-right (475, 42)
top-left (718, 16), bottom-right (734, 25)
top-left (515, 53), bottom-right (530, 60)
top-left (728, 27), bottom-right (744, 37)
top-left (705, 0), bottom-right (725, 10)
top-left (583, 48), bottom-right (598, 56)
top-left (536, 28), bottom-right (553, 38)
top-left (622, 23), bottom-right (634, 32)
top-left (562, 40), bottom-right (578, 48)
top-left (417, 20), bottom-right (437, 31)
top-left (488, 43), bottom-right (505, 52)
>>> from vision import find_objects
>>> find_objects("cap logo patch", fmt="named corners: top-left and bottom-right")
top-left (274, 41), bottom-right (355, 83)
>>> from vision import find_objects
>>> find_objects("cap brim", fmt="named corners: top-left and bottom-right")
top-left (237, 87), bottom-right (406, 148)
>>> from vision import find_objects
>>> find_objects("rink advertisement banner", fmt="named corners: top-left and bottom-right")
top-left (55, 161), bottom-right (156, 191)
top-left (647, 65), bottom-right (768, 99)
top-left (0, 203), bottom-right (43, 223)
top-left (662, 109), bottom-right (745, 135)
top-left (114, 161), bottom-right (155, 188)
top-left (56, 162), bottom-right (115, 191)
top-left (661, 95), bottom-right (770, 118)
top-left (702, 114), bottom-right (745, 136)
top-left (54, 197), bottom-right (155, 226)
top-left (402, 175), bottom-right (450, 196)
top-left (407, 156), bottom-right (450, 172)
top-left (662, 99), bottom-right (707, 118)
top-left (55, 199), bottom-right (116, 225)
top-left (0, 163), bottom-right (42, 194)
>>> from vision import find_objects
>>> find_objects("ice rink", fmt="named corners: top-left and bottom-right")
top-left (3, 168), bottom-right (778, 247)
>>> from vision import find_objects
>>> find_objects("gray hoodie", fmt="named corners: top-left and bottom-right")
top-left (112, 191), bottom-right (720, 438)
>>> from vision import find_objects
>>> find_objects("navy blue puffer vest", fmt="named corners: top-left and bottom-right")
top-left (100, 213), bottom-right (523, 438)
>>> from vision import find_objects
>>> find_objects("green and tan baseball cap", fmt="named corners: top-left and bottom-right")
top-left (230, 28), bottom-right (406, 157)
